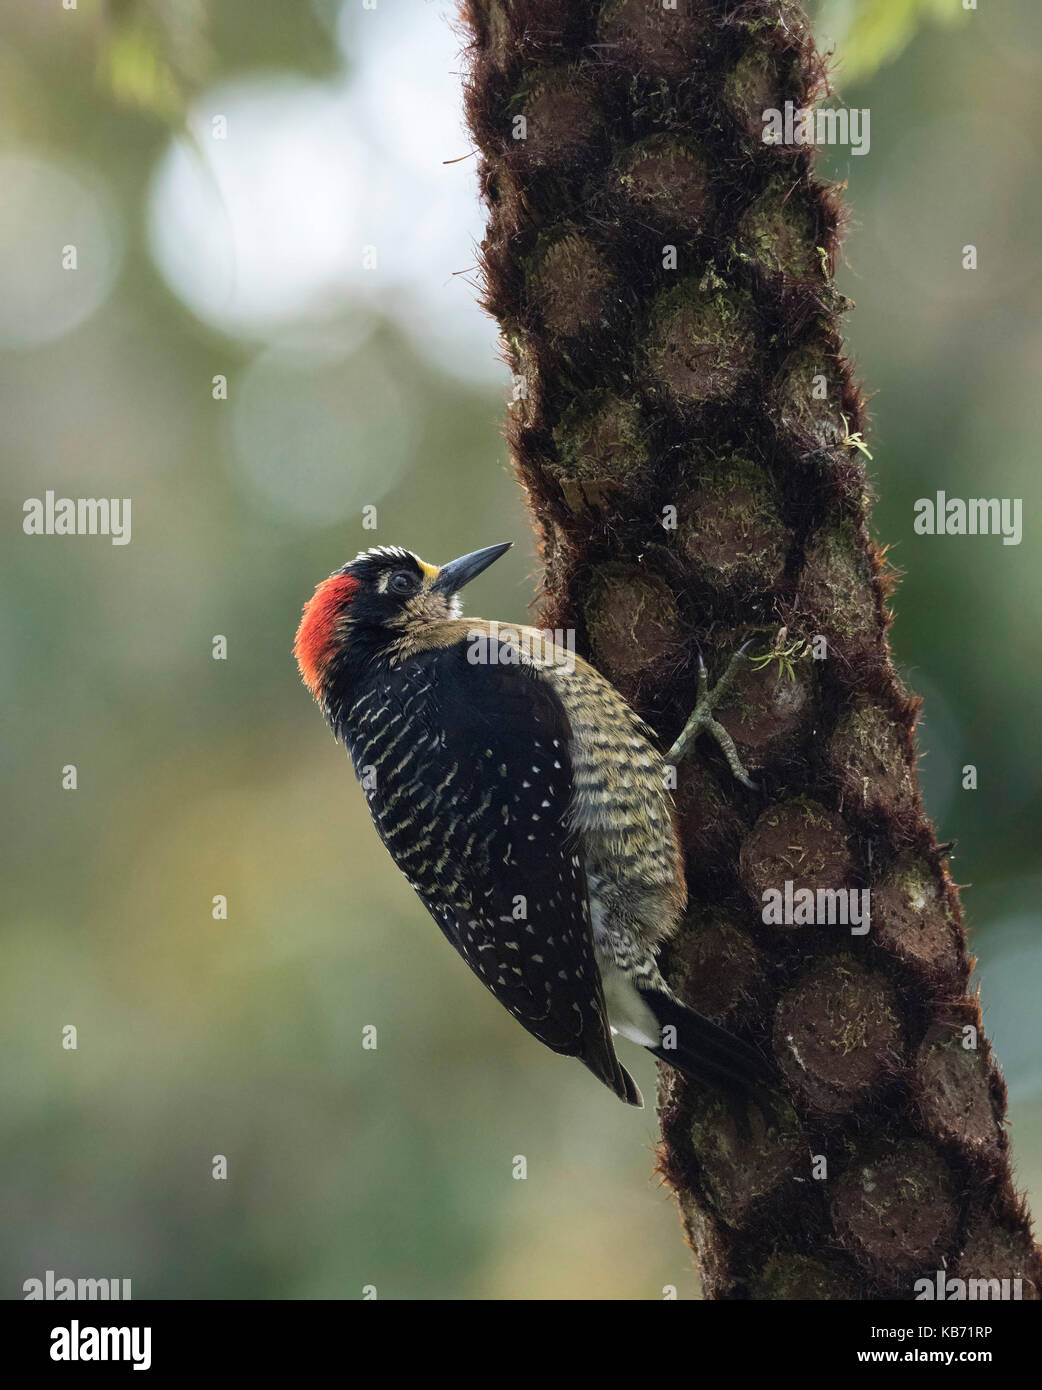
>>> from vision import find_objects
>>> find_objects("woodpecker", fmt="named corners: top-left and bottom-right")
top-left (294, 542), bottom-right (773, 1112)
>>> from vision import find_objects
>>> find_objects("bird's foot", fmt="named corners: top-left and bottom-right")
top-left (666, 642), bottom-right (756, 790)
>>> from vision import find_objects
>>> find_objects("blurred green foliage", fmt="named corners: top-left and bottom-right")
top-left (814, 0), bottom-right (968, 82)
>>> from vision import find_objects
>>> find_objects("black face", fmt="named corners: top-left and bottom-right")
top-left (308, 542), bottom-right (511, 715)
top-left (338, 542), bottom-right (513, 631)
top-left (339, 547), bottom-right (431, 630)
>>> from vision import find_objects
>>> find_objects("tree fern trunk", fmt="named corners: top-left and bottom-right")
top-left (461, 0), bottom-right (1039, 1299)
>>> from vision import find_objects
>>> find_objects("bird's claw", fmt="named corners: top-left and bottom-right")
top-left (667, 641), bottom-right (757, 788)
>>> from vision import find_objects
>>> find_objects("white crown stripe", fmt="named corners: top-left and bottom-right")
top-left (352, 545), bottom-right (416, 564)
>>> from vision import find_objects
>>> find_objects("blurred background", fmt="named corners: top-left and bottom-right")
top-left (1, 0), bottom-right (1039, 1299)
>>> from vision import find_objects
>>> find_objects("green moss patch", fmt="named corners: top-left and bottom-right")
top-left (645, 281), bottom-right (758, 405)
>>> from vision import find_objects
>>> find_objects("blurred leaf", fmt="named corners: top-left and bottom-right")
top-left (814, 0), bottom-right (968, 83)
top-left (97, 0), bottom-right (211, 125)
top-left (97, 21), bottom-right (182, 122)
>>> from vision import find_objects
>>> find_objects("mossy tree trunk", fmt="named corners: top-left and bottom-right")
top-left (461, 0), bottom-right (1040, 1299)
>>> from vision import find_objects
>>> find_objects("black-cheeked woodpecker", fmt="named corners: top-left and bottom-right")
top-left (295, 542), bottom-right (774, 1116)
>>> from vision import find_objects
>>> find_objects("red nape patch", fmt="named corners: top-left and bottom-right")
top-left (293, 573), bottom-right (360, 698)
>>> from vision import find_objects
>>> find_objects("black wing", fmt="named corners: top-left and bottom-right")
top-left (346, 641), bottom-right (640, 1105)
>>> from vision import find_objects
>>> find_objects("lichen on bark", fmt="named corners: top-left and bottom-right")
top-left (462, 0), bottom-right (1039, 1299)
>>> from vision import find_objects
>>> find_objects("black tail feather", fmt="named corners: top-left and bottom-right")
top-left (643, 988), bottom-right (778, 1127)
top-left (580, 1052), bottom-right (644, 1108)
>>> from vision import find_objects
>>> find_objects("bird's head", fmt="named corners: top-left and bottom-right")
top-left (294, 542), bottom-right (512, 701)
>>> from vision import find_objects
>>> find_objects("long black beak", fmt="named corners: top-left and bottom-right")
top-left (433, 542), bottom-right (512, 595)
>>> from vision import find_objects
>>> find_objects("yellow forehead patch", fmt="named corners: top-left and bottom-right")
top-left (418, 561), bottom-right (440, 582)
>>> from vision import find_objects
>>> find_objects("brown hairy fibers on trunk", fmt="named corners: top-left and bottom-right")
top-left (460, 0), bottom-right (1039, 1299)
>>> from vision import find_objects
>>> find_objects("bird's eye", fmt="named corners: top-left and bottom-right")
top-left (389, 571), bottom-right (417, 595)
